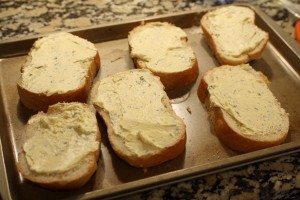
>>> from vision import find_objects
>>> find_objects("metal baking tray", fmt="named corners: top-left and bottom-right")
top-left (1, 5), bottom-right (300, 200)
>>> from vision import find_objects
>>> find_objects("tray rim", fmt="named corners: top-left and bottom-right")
top-left (0, 4), bottom-right (300, 56)
top-left (0, 8), bottom-right (202, 58)
top-left (1, 4), bottom-right (300, 200)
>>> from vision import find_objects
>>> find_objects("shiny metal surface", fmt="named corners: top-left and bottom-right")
top-left (279, 0), bottom-right (300, 19)
top-left (0, 5), bottom-right (300, 200)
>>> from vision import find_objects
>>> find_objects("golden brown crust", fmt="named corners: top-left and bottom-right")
top-left (17, 51), bottom-right (100, 112)
top-left (17, 102), bottom-right (101, 190)
top-left (200, 6), bottom-right (269, 65)
top-left (211, 107), bottom-right (288, 152)
top-left (113, 135), bottom-right (186, 168)
top-left (197, 66), bottom-right (288, 153)
top-left (134, 55), bottom-right (199, 91)
top-left (18, 150), bottom-right (99, 190)
top-left (197, 74), bottom-right (209, 104)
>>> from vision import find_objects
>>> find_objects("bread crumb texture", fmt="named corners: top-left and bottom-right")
top-left (93, 69), bottom-right (184, 157)
top-left (20, 32), bottom-right (98, 96)
top-left (206, 64), bottom-right (289, 136)
top-left (23, 102), bottom-right (99, 173)
top-left (128, 22), bottom-right (195, 73)
top-left (202, 6), bottom-right (268, 60)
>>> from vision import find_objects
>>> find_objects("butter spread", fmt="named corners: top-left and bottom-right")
top-left (204, 6), bottom-right (267, 58)
top-left (23, 103), bottom-right (99, 173)
top-left (93, 69), bottom-right (183, 157)
top-left (20, 32), bottom-right (98, 96)
top-left (129, 22), bottom-right (195, 73)
top-left (207, 64), bottom-right (289, 136)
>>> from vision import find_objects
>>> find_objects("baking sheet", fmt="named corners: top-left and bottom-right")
top-left (1, 5), bottom-right (300, 200)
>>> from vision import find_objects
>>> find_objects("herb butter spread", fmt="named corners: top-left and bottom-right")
top-left (23, 103), bottom-right (99, 173)
top-left (207, 64), bottom-right (289, 136)
top-left (129, 22), bottom-right (195, 73)
top-left (20, 32), bottom-right (97, 96)
top-left (204, 6), bottom-right (267, 58)
top-left (93, 69), bottom-right (183, 157)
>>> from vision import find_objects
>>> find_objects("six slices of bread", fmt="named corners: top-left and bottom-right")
top-left (16, 5), bottom-right (289, 190)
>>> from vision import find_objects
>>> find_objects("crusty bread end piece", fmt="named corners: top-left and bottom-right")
top-left (128, 22), bottom-right (199, 90)
top-left (197, 64), bottom-right (289, 152)
top-left (17, 102), bottom-right (101, 189)
top-left (91, 69), bottom-right (186, 168)
top-left (200, 5), bottom-right (269, 65)
top-left (17, 32), bottom-right (100, 111)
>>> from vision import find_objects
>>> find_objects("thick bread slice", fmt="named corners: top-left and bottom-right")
top-left (197, 64), bottom-right (289, 152)
top-left (128, 22), bottom-right (199, 90)
top-left (17, 32), bottom-right (100, 111)
top-left (17, 102), bottom-right (101, 189)
top-left (91, 69), bottom-right (186, 168)
top-left (200, 6), bottom-right (269, 65)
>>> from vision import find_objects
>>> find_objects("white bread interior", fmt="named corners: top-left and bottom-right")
top-left (200, 5), bottom-right (269, 65)
top-left (91, 69), bottom-right (186, 168)
top-left (17, 102), bottom-right (101, 189)
top-left (17, 32), bottom-right (100, 111)
top-left (128, 22), bottom-right (199, 90)
top-left (197, 64), bottom-right (289, 152)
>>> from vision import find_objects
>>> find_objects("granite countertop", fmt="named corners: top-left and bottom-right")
top-left (1, 0), bottom-right (300, 200)
top-left (1, 0), bottom-right (299, 41)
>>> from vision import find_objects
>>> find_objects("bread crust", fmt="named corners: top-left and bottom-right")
top-left (95, 106), bottom-right (186, 168)
top-left (94, 105), bottom-right (186, 168)
top-left (91, 70), bottom-right (186, 168)
top-left (134, 55), bottom-right (199, 91)
top-left (17, 151), bottom-right (99, 190)
top-left (17, 103), bottom-right (101, 189)
top-left (17, 42), bottom-right (100, 112)
top-left (211, 107), bottom-right (288, 152)
top-left (128, 22), bottom-right (199, 90)
top-left (197, 66), bottom-right (289, 152)
top-left (200, 6), bottom-right (269, 65)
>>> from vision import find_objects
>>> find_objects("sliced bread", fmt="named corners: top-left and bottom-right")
top-left (17, 32), bottom-right (100, 111)
top-left (197, 64), bottom-right (289, 152)
top-left (200, 5), bottom-right (269, 65)
top-left (91, 69), bottom-right (186, 168)
top-left (128, 22), bottom-right (199, 90)
top-left (17, 102), bottom-right (101, 189)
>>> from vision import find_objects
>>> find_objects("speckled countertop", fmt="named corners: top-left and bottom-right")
top-left (1, 0), bottom-right (299, 41)
top-left (1, 0), bottom-right (300, 200)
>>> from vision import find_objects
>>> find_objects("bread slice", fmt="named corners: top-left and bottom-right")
top-left (128, 22), bottom-right (199, 90)
top-left (17, 32), bottom-right (100, 111)
top-left (91, 69), bottom-right (186, 168)
top-left (17, 102), bottom-right (101, 189)
top-left (197, 64), bottom-right (289, 152)
top-left (200, 5), bottom-right (269, 65)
